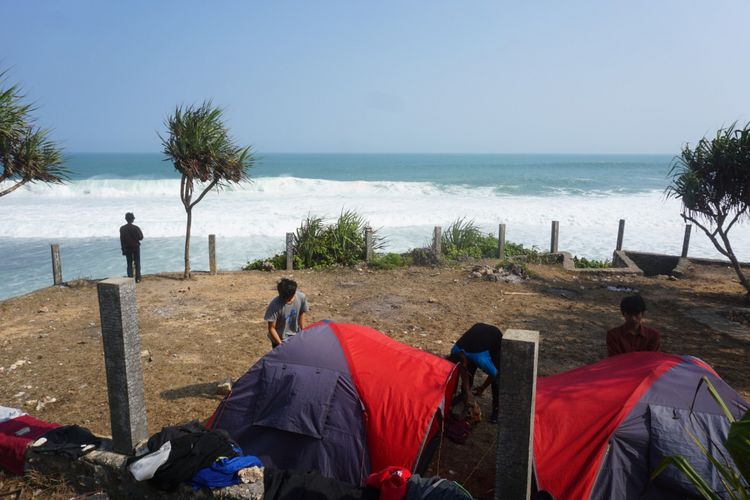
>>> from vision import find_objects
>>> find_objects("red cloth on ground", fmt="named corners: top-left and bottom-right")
top-left (366, 466), bottom-right (411, 500)
top-left (0, 415), bottom-right (60, 475)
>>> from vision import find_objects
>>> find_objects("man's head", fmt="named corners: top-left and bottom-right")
top-left (620, 294), bottom-right (646, 327)
top-left (125, 212), bottom-right (135, 223)
top-left (277, 278), bottom-right (298, 303)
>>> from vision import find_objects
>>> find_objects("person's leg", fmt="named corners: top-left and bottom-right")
top-left (125, 250), bottom-right (134, 278)
top-left (134, 248), bottom-right (141, 282)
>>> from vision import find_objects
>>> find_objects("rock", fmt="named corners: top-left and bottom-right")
top-left (483, 274), bottom-right (499, 282)
top-left (238, 466), bottom-right (264, 484)
top-left (427, 297), bottom-right (438, 303)
top-left (9, 359), bottom-right (29, 371)
top-left (668, 275), bottom-right (679, 281)
top-left (35, 396), bottom-right (57, 411)
top-left (141, 349), bottom-right (152, 362)
top-left (25, 399), bottom-right (38, 407)
top-left (470, 271), bottom-right (483, 279)
top-left (261, 261), bottom-right (275, 272)
top-left (217, 379), bottom-right (233, 396)
top-left (14, 392), bottom-right (26, 399)
top-left (37, 306), bottom-right (49, 313)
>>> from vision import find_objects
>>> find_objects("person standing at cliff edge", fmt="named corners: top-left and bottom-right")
top-left (120, 212), bottom-right (144, 283)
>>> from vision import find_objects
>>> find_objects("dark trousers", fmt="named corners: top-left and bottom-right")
top-left (124, 248), bottom-right (141, 281)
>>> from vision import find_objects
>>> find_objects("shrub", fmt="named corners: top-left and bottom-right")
top-left (573, 256), bottom-right (612, 269)
top-left (368, 252), bottom-right (410, 270)
top-left (442, 218), bottom-right (499, 260)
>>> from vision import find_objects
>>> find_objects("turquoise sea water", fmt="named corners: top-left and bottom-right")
top-left (1, 152), bottom-right (747, 301)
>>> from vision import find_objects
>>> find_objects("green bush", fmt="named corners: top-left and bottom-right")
top-left (244, 210), bottom-right (383, 270)
top-left (368, 252), bottom-right (410, 270)
top-left (442, 218), bottom-right (499, 260)
top-left (573, 256), bottom-right (612, 269)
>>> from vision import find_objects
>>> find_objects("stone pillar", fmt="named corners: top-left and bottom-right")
top-left (550, 221), bottom-right (559, 254)
top-left (286, 232), bottom-right (294, 271)
top-left (498, 224), bottom-right (507, 260)
top-left (495, 329), bottom-right (540, 500)
top-left (365, 227), bottom-right (374, 262)
top-left (50, 244), bottom-right (62, 285)
top-left (433, 226), bottom-right (442, 257)
top-left (681, 224), bottom-right (692, 258)
top-left (208, 234), bottom-right (217, 275)
top-left (96, 278), bottom-right (148, 454)
top-left (616, 219), bottom-right (625, 251)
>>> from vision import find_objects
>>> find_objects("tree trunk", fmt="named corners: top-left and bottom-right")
top-left (717, 225), bottom-right (750, 297)
top-left (184, 208), bottom-right (192, 279)
top-left (0, 178), bottom-right (29, 198)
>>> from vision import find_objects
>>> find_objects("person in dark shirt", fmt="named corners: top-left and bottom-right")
top-left (607, 295), bottom-right (661, 356)
top-left (446, 323), bottom-right (502, 423)
top-left (119, 212), bottom-right (144, 283)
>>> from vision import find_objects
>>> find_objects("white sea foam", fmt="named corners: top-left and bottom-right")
top-left (1, 176), bottom-right (749, 262)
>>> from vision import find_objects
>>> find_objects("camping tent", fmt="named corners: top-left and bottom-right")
top-left (533, 352), bottom-right (749, 499)
top-left (208, 321), bottom-right (458, 485)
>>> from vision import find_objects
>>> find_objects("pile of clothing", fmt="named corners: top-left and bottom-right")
top-left (127, 422), bottom-right (262, 492)
top-left (366, 467), bottom-right (473, 500)
top-left (0, 405), bottom-right (101, 475)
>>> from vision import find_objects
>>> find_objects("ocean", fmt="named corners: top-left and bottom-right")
top-left (1, 153), bottom-right (748, 301)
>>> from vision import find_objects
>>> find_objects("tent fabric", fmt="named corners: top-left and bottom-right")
top-left (210, 321), bottom-right (457, 485)
top-left (0, 414), bottom-right (60, 475)
top-left (534, 352), bottom-right (749, 500)
top-left (330, 322), bottom-right (458, 473)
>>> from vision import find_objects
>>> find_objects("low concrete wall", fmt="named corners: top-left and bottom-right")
top-left (622, 251), bottom-right (680, 277)
top-left (556, 251), bottom-right (644, 276)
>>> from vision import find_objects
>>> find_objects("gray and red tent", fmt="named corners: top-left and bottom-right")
top-left (534, 352), bottom-right (749, 499)
top-left (208, 321), bottom-right (458, 485)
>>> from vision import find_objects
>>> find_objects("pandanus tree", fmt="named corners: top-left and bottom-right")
top-left (0, 71), bottom-right (67, 198)
top-left (667, 123), bottom-right (750, 297)
top-left (161, 102), bottom-right (255, 279)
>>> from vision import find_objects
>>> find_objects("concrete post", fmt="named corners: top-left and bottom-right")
top-left (433, 226), bottom-right (442, 257)
top-left (495, 329), bottom-right (540, 500)
top-left (681, 224), bottom-right (692, 258)
top-left (365, 226), bottom-right (374, 262)
top-left (498, 224), bottom-right (507, 260)
top-left (550, 221), bottom-right (559, 254)
top-left (616, 219), bottom-right (625, 251)
top-left (50, 244), bottom-right (62, 285)
top-left (286, 232), bottom-right (294, 271)
top-left (208, 234), bottom-right (217, 275)
top-left (96, 277), bottom-right (148, 454)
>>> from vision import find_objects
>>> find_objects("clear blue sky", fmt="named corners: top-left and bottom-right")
top-left (2, 1), bottom-right (749, 154)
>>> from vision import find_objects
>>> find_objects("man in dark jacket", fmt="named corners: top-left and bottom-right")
top-left (120, 212), bottom-right (144, 282)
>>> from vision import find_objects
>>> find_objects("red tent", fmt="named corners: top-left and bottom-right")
top-left (533, 352), bottom-right (748, 499)
top-left (210, 321), bottom-right (458, 484)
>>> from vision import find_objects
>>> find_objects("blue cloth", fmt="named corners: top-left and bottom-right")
top-left (450, 345), bottom-right (497, 378)
top-left (191, 455), bottom-right (263, 490)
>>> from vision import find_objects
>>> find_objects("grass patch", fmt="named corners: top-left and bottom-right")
top-left (573, 256), bottom-right (612, 269)
top-left (368, 252), bottom-right (411, 270)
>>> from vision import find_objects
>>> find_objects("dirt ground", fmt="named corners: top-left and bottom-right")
top-left (1, 261), bottom-right (749, 498)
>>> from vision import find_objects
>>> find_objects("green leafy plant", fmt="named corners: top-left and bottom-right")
top-left (666, 123), bottom-right (750, 297)
top-left (441, 218), bottom-right (499, 260)
top-left (161, 101), bottom-right (255, 278)
top-left (368, 252), bottom-right (410, 270)
top-left (573, 256), bottom-right (612, 269)
top-left (0, 69), bottom-right (67, 198)
top-left (651, 377), bottom-right (750, 499)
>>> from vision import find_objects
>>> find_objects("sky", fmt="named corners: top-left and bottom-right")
top-left (1, 1), bottom-right (749, 154)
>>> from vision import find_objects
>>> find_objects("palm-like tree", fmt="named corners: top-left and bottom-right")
top-left (667, 123), bottom-right (750, 296)
top-left (0, 71), bottom-right (67, 197)
top-left (161, 102), bottom-right (255, 278)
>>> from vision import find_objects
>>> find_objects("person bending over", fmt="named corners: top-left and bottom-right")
top-left (263, 278), bottom-right (309, 348)
top-left (606, 294), bottom-right (661, 357)
top-left (446, 323), bottom-right (502, 424)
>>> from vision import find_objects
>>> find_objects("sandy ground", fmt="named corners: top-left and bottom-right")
top-left (1, 261), bottom-right (749, 498)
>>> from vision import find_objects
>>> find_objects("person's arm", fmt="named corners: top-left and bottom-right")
top-left (456, 361), bottom-right (474, 404)
top-left (649, 328), bottom-right (662, 352)
top-left (473, 375), bottom-right (494, 396)
top-left (298, 311), bottom-right (305, 330)
top-left (606, 329), bottom-right (620, 357)
top-left (137, 226), bottom-right (143, 241)
top-left (119, 227), bottom-right (126, 255)
top-left (267, 321), bottom-right (282, 346)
